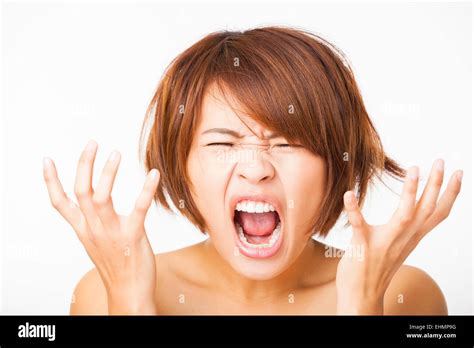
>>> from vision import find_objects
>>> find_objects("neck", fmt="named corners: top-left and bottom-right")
top-left (202, 237), bottom-right (335, 304)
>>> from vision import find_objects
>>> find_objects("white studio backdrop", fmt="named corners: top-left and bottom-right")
top-left (1, 1), bottom-right (472, 314)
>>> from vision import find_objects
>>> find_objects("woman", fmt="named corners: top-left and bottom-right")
top-left (42, 26), bottom-right (463, 315)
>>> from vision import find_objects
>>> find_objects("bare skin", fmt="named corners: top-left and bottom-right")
top-left (70, 240), bottom-right (448, 315)
top-left (44, 84), bottom-right (461, 315)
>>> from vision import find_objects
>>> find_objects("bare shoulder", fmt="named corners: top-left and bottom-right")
top-left (70, 267), bottom-right (108, 315)
top-left (384, 265), bottom-right (448, 315)
top-left (154, 241), bottom-right (209, 286)
top-left (69, 243), bottom-right (206, 315)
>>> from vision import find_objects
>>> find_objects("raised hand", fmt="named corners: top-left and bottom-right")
top-left (43, 140), bottom-right (160, 314)
top-left (336, 159), bottom-right (463, 314)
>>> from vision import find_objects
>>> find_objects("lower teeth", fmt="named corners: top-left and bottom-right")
top-left (235, 222), bottom-right (282, 249)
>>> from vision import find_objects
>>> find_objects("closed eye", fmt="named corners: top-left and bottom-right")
top-left (206, 143), bottom-right (234, 147)
top-left (206, 143), bottom-right (302, 148)
top-left (275, 144), bottom-right (302, 147)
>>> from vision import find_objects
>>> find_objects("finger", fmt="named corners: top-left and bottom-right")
top-left (92, 151), bottom-right (121, 227)
top-left (418, 170), bottom-right (463, 237)
top-left (389, 166), bottom-right (419, 229)
top-left (74, 140), bottom-right (101, 228)
top-left (343, 191), bottom-right (369, 238)
top-left (411, 159), bottom-right (445, 230)
top-left (130, 169), bottom-right (160, 226)
top-left (43, 157), bottom-right (85, 233)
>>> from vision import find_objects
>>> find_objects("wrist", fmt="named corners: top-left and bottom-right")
top-left (107, 290), bottom-right (157, 315)
top-left (337, 295), bottom-right (384, 315)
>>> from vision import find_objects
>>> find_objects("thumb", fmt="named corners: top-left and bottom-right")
top-left (343, 190), bottom-right (369, 238)
top-left (130, 169), bottom-right (160, 226)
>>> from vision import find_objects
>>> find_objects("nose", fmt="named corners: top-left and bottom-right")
top-left (235, 149), bottom-right (275, 184)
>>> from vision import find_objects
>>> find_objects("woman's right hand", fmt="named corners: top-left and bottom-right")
top-left (43, 140), bottom-right (160, 314)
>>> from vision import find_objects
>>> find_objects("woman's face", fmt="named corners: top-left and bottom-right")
top-left (187, 85), bottom-right (327, 280)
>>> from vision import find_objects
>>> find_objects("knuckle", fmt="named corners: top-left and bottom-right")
top-left (398, 212), bottom-right (413, 226)
top-left (78, 156), bottom-right (90, 166)
top-left (385, 245), bottom-right (399, 260)
top-left (435, 209), bottom-right (450, 221)
top-left (75, 229), bottom-right (88, 245)
top-left (86, 233), bottom-right (98, 245)
top-left (85, 229), bottom-right (101, 244)
top-left (432, 179), bottom-right (443, 189)
top-left (74, 187), bottom-right (88, 199)
top-left (92, 194), bottom-right (108, 207)
top-left (50, 197), bottom-right (63, 209)
top-left (350, 214), bottom-right (364, 228)
top-left (134, 202), bottom-right (146, 213)
top-left (43, 174), bottom-right (52, 183)
top-left (104, 165), bottom-right (116, 176)
top-left (413, 228), bottom-right (426, 242)
top-left (143, 182), bottom-right (154, 193)
top-left (420, 202), bottom-right (436, 217)
top-left (134, 199), bottom-right (149, 214)
top-left (451, 185), bottom-right (461, 195)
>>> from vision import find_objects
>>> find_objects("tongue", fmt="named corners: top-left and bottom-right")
top-left (236, 211), bottom-right (278, 236)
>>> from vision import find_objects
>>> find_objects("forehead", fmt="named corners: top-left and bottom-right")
top-left (198, 83), bottom-right (272, 137)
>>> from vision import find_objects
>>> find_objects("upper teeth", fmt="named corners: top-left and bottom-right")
top-left (236, 200), bottom-right (276, 213)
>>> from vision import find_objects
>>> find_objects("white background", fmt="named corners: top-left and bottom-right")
top-left (1, 1), bottom-right (472, 314)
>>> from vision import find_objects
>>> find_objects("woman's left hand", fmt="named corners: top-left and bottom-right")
top-left (335, 159), bottom-right (463, 314)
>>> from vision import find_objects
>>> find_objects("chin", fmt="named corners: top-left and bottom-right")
top-left (229, 257), bottom-right (287, 281)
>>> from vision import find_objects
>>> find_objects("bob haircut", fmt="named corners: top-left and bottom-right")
top-left (140, 26), bottom-right (406, 237)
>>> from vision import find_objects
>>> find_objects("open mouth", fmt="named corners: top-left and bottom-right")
top-left (232, 199), bottom-right (284, 258)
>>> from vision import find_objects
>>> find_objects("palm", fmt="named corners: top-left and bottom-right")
top-left (335, 159), bottom-right (462, 308)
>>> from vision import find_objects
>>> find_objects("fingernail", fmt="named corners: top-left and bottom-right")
top-left (85, 140), bottom-right (97, 152)
top-left (435, 159), bottom-right (444, 171)
top-left (150, 169), bottom-right (158, 179)
top-left (344, 191), bottom-right (354, 203)
top-left (457, 170), bottom-right (463, 183)
top-left (43, 157), bottom-right (51, 168)
top-left (408, 166), bottom-right (419, 180)
top-left (108, 151), bottom-right (119, 162)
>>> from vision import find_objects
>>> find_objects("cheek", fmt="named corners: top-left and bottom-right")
top-left (187, 150), bottom-right (232, 227)
top-left (280, 154), bottom-right (326, 232)
top-left (188, 150), bottom-right (232, 192)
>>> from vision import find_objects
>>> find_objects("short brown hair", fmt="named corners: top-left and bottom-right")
top-left (140, 26), bottom-right (406, 236)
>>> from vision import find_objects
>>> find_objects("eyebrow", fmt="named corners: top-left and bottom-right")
top-left (201, 128), bottom-right (280, 139)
